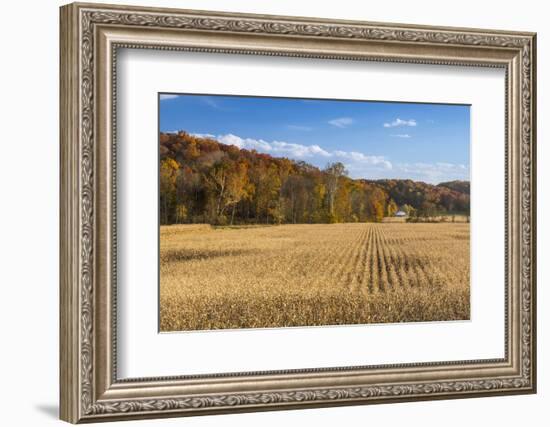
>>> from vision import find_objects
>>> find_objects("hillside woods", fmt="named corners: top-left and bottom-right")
top-left (160, 132), bottom-right (470, 225)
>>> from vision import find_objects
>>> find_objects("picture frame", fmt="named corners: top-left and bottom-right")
top-left (60, 2), bottom-right (536, 423)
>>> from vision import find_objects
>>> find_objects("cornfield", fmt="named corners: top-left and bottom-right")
top-left (160, 223), bottom-right (470, 331)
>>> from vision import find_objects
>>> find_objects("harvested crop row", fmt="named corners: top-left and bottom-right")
top-left (160, 223), bottom-right (470, 331)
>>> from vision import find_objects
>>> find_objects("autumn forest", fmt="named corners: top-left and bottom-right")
top-left (160, 131), bottom-right (470, 226)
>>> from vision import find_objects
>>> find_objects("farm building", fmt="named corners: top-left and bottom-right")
top-left (394, 210), bottom-right (407, 217)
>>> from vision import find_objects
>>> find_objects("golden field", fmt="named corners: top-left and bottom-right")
top-left (160, 223), bottom-right (470, 331)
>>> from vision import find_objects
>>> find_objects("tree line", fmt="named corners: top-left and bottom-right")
top-left (160, 132), bottom-right (470, 225)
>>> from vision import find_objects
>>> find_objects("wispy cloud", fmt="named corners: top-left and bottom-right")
top-left (390, 134), bottom-right (411, 138)
top-left (332, 150), bottom-right (392, 169)
top-left (394, 162), bottom-right (469, 183)
top-left (160, 94), bottom-right (179, 101)
top-left (198, 96), bottom-right (238, 112)
top-left (383, 118), bottom-right (417, 128)
top-left (287, 124), bottom-right (313, 131)
top-left (328, 117), bottom-right (354, 128)
top-left (201, 97), bottom-right (222, 109)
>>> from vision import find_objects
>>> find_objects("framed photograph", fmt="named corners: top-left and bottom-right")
top-left (60, 2), bottom-right (537, 423)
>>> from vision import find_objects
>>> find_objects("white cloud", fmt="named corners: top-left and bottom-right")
top-left (383, 118), bottom-right (417, 128)
top-left (328, 117), bottom-right (354, 128)
top-left (159, 94), bottom-right (179, 101)
top-left (190, 132), bottom-right (468, 183)
top-left (344, 161), bottom-right (469, 184)
top-left (333, 150), bottom-right (392, 170)
top-left (218, 134), bottom-right (273, 152)
top-left (195, 133), bottom-right (391, 171)
top-left (191, 133), bottom-right (216, 139)
top-left (214, 133), bottom-right (332, 158)
top-left (393, 162), bottom-right (469, 183)
top-left (390, 134), bottom-right (411, 138)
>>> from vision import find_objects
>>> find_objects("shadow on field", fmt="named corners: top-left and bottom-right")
top-left (162, 248), bottom-right (258, 263)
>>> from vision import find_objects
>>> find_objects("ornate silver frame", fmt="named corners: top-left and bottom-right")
top-left (60, 2), bottom-right (536, 423)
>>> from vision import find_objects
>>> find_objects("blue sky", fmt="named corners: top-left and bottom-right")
top-left (159, 93), bottom-right (470, 184)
